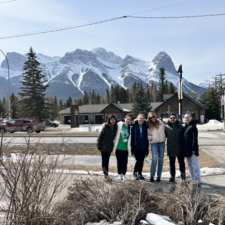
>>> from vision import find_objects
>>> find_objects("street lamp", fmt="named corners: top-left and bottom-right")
top-left (0, 49), bottom-right (10, 120)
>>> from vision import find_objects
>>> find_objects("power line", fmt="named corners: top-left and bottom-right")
top-left (0, 13), bottom-right (224, 40)
top-left (0, 0), bottom-right (17, 4)
top-left (129, 13), bottom-right (225, 19)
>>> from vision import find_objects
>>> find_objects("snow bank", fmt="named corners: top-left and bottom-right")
top-left (146, 213), bottom-right (174, 225)
top-left (203, 120), bottom-right (223, 126)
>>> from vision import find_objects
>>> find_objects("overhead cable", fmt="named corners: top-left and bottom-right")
top-left (1, 13), bottom-right (225, 40)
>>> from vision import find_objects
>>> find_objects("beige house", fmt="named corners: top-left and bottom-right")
top-left (58, 92), bottom-right (207, 124)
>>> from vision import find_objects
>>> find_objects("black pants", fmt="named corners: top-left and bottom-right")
top-left (101, 151), bottom-right (111, 177)
top-left (133, 147), bottom-right (146, 175)
top-left (116, 150), bottom-right (128, 175)
top-left (169, 156), bottom-right (185, 177)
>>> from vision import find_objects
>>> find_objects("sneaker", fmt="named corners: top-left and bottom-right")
top-left (138, 174), bottom-right (145, 180)
top-left (156, 177), bottom-right (161, 182)
top-left (118, 174), bottom-right (122, 180)
top-left (132, 173), bottom-right (138, 180)
top-left (181, 173), bottom-right (186, 181)
top-left (169, 176), bottom-right (175, 182)
top-left (150, 177), bottom-right (154, 182)
top-left (122, 175), bottom-right (127, 180)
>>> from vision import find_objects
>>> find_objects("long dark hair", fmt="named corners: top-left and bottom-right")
top-left (107, 115), bottom-right (118, 127)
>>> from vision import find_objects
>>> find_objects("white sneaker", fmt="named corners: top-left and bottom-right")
top-left (118, 174), bottom-right (122, 180)
top-left (122, 175), bottom-right (127, 180)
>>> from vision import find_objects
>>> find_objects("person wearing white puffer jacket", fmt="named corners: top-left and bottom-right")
top-left (147, 112), bottom-right (166, 182)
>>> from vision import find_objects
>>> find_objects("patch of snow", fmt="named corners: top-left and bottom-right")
top-left (198, 219), bottom-right (203, 223)
top-left (146, 213), bottom-right (174, 225)
top-left (203, 120), bottom-right (223, 126)
top-left (123, 108), bottom-right (130, 112)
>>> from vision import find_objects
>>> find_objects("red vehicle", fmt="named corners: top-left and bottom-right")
top-left (0, 119), bottom-right (46, 134)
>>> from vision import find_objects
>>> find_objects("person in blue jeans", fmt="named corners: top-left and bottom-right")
top-left (147, 112), bottom-right (166, 182)
top-left (165, 113), bottom-right (185, 182)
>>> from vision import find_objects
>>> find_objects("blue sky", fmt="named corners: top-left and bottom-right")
top-left (0, 0), bottom-right (224, 83)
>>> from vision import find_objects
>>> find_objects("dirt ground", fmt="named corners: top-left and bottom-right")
top-left (2, 143), bottom-right (218, 173)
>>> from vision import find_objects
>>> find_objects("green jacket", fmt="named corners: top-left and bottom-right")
top-left (165, 121), bottom-right (184, 157)
top-left (97, 125), bottom-right (118, 153)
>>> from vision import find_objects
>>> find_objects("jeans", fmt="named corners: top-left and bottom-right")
top-left (169, 156), bottom-right (185, 177)
top-left (116, 150), bottom-right (128, 175)
top-left (101, 151), bottom-right (111, 177)
top-left (150, 142), bottom-right (165, 178)
top-left (133, 146), bottom-right (146, 175)
top-left (187, 154), bottom-right (201, 183)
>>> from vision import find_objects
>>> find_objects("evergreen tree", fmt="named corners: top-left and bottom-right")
top-left (52, 96), bottom-right (58, 119)
top-left (78, 98), bottom-right (83, 105)
top-left (105, 89), bottom-right (110, 104)
top-left (82, 91), bottom-right (89, 105)
top-left (202, 88), bottom-right (221, 120)
top-left (146, 88), bottom-right (152, 102)
top-left (158, 67), bottom-right (166, 101)
top-left (168, 82), bottom-right (176, 94)
top-left (150, 84), bottom-right (158, 102)
top-left (164, 80), bottom-right (169, 94)
top-left (131, 83), bottom-right (152, 118)
top-left (10, 93), bottom-right (18, 119)
top-left (0, 99), bottom-right (5, 117)
top-left (19, 47), bottom-right (49, 121)
top-left (59, 100), bottom-right (63, 110)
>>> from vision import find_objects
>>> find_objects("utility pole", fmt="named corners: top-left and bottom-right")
top-left (216, 74), bottom-right (225, 130)
top-left (177, 65), bottom-right (183, 121)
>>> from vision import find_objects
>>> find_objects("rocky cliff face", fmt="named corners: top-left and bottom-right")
top-left (0, 48), bottom-right (206, 101)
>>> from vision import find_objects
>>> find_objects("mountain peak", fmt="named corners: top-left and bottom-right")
top-left (152, 51), bottom-right (177, 74)
top-left (92, 47), bottom-right (123, 64)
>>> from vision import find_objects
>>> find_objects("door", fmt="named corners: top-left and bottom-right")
top-left (64, 116), bottom-right (71, 124)
top-left (95, 115), bottom-right (103, 124)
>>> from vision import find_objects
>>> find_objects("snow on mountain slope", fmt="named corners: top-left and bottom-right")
top-left (0, 48), bottom-right (207, 100)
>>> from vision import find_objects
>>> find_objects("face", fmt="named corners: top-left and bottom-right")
top-left (149, 114), bottom-right (156, 122)
top-left (138, 116), bottom-right (145, 125)
top-left (125, 116), bottom-right (132, 125)
top-left (185, 114), bottom-right (192, 124)
top-left (110, 118), bottom-right (116, 126)
top-left (169, 115), bottom-right (177, 124)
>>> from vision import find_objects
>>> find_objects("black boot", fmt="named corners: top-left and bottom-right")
top-left (169, 176), bottom-right (175, 182)
top-left (181, 173), bottom-right (186, 181)
top-left (150, 177), bottom-right (154, 182)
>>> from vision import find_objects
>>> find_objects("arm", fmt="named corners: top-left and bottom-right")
top-left (192, 126), bottom-right (198, 153)
top-left (147, 129), bottom-right (153, 142)
top-left (97, 127), bottom-right (106, 151)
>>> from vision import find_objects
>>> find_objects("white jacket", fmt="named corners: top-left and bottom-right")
top-left (113, 121), bottom-right (132, 157)
top-left (147, 120), bottom-right (166, 144)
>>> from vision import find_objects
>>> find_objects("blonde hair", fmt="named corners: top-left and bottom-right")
top-left (134, 114), bottom-right (145, 121)
top-left (147, 112), bottom-right (160, 130)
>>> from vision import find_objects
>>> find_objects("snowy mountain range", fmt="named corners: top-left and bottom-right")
top-left (0, 48), bottom-right (207, 102)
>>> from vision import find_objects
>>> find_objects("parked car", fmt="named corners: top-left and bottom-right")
top-left (46, 120), bottom-right (59, 128)
top-left (0, 119), bottom-right (46, 133)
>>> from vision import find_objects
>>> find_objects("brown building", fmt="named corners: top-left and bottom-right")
top-left (58, 92), bottom-right (207, 124)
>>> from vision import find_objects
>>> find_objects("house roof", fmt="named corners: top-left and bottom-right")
top-left (154, 92), bottom-right (206, 111)
top-left (58, 102), bottom-right (163, 115)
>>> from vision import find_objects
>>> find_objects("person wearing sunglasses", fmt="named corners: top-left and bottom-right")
top-left (147, 112), bottom-right (166, 182)
top-left (165, 113), bottom-right (185, 182)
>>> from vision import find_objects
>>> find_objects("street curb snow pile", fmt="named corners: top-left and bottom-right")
top-left (203, 120), bottom-right (223, 127)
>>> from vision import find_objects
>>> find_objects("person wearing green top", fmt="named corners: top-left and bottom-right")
top-left (131, 114), bottom-right (149, 180)
top-left (113, 115), bottom-right (132, 180)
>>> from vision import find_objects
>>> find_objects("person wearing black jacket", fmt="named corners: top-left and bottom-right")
top-left (165, 113), bottom-right (185, 182)
top-left (183, 113), bottom-right (201, 184)
top-left (97, 115), bottom-right (118, 180)
top-left (131, 114), bottom-right (149, 180)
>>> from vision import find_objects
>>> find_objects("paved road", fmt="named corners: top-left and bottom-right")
top-left (2, 131), bottom-right (225, 145)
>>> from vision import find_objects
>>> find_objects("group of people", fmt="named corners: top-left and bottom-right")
top-left (97, 112), bottom-right (201, 184)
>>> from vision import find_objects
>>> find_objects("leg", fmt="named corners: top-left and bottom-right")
top-left (133, 147), bottom-right (139, 174)
top-left (122, 151), bottom-right (128, 175)
top-left (116, 150), bottom-right (122, 175)
top-left (169, 156), bottom-right (176, 177)
top-left (186, 156), bottom-right (193, 180)
top-left (177, 156), bottom-right (185, 174)
top-left (101, 151), bottom-right (111, 176)
top-left (157, 142), bottom-right (165, 178)
top-left (138, 151), bottom-right (146, 175)
top-left (150, 144), bottom-right (158, 177)
top-left (190, 154), bottom-right (201, 183)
